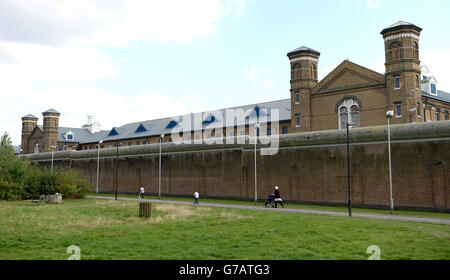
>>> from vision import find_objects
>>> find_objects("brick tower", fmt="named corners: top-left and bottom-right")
top-left (21, 114), bottom-right (38, 154)
top-left (42, 109), bottom-right (60, 152)
top-left (381, 21), bottom-right (423, 124)
top-left (287, 46), bottom-right (320, 132)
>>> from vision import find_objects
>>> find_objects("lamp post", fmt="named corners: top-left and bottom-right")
top-left (254, 122), bottom-right (260, 204)
top-left (159, 134), bottom-right (165, 200)
top-left (96, 140), bottom-right (103, 195)
top-left (386, 111), bottom-right (395, 214)
top-left (50, 145), bottom-right (57, 176)
top-left (115, 143), bottom-right (122, 200)
top-left (346, 122), bottom-right (354, 217)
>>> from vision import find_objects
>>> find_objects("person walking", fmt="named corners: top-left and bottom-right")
top-left (139, 185), bottom-right (145, 199)
top-left (194, 191), bottom-right (199, 205)
top-left (273, 185), bottom-right (284, 208)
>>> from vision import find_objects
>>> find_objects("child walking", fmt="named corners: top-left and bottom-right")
top-left (194, 191), bottom-right (199, 205)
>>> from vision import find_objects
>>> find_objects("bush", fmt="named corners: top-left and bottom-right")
top-left (0, 132), bottom-right (91, 201)
top-left (0, 180), bottom-right (27, 201)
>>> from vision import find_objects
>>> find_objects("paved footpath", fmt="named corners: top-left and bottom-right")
top-left (87, 196), bottom-right (450, 226)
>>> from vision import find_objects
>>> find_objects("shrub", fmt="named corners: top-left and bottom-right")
top-left (0, 180), bottom-right (27, 201)
top-left (0, 132), bottom-right (91, 201)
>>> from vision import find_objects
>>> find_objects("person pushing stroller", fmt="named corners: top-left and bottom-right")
top-left (264, 185), bottom-right (284, 208)
top-left (273, 185), bottom-right (284, 208)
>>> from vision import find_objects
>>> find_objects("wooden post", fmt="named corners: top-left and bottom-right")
top-left (139, 202), bottom-right (151, 218)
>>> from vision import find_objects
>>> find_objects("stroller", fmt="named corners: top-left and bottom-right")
top-left (264, 194), bottom-right (275, 208)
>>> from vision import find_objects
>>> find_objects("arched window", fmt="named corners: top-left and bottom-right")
top-left (312, 64), bottom-right (317, 80)
top-left (389, 41), bottom-right (402, 60)
top-left (413, 42), bottom-right (419, 59)
top-left (338, 98), bottom-right (361, 129)
top-left (34, 142), bottom-right (39, 154)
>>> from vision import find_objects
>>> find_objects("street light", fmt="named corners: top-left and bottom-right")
top-left (386, 110), bottom-right (395, 214)
top-left (96, 140), bottom-right (103, 195)
top-left (159, 134), bottom-right (165, 200)
top-left (254, 122), bottom-right (260, 204)
top-left (346, 122), bottom-right (355, 217)
top-left (115, 143), bottom-right (123, 200)
top-left (50, 145), bottom-right (57, 176)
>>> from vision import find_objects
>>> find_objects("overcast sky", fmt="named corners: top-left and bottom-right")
top-left (1, 0), bottom-right (450, 145)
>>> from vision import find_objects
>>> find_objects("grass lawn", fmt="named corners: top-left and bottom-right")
top-left (92, 192), bottom-right (450, 220)
top-left (0, 198), bottom-right (449, 260)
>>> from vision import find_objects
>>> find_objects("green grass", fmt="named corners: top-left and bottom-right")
top-left (92, 192), bottom-right (450, 220)
top-left (0, 199), bottom-right (449, 260)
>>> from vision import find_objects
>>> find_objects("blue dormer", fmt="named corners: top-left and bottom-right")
top-left (202, 114), bottom-right (216, 125)
top-left (135, 123), bottom-right (147, 133)
top-left (248, 106), bottom-right (268, 118)
top-left (166, 120), bottom-right (179, 129)
top-left (108, 128), bottom-right (119, 136)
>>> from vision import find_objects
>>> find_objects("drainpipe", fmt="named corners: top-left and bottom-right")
top-left (424, 96), bottom-right (429, 122)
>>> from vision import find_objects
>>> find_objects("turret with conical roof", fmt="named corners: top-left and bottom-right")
top-left (287, 46), bottom-right (320, 132)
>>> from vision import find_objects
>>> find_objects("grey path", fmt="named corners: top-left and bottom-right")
top-left (87, 196), bottom-right (450, 226)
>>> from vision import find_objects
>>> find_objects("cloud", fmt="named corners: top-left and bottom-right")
top-left (0, 0), bottom-right (248, 47)
top-left (241, 66), bottom-right (274, 89)
top-left (0, 42), bottom-right (117, 86)
top-left (0, 0), bottom-right (248, 145)
top-left (421, 50), bottom-right (450, 91)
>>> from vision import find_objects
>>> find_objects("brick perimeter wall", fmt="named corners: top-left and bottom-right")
top-left (22, 121), bottom-right (450, 211)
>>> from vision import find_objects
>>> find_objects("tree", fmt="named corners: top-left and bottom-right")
top-left (0, 132), bottom-right (14, 159)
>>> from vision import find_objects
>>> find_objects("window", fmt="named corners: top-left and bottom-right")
top-left (34, 142), bottom-right (39, 154)
top-left (169, 138), bottom-right (173, 143)
top-left (350, 105), bottom-right (360, 127)
top-left (413, 42), bottom-right (419, 59)
top-left (282, 126), bottom-right (288, 134)
top-left (295, 92), bottom-right (300, 104)
top-left (67, 132), bottom-right (74, 140)
top-left (216, 133), bottom-right (222, 138)
top-left (240, 130), bottom-right (245, 136)
top-left (312, 64), bottom-right (317, 80)
top-left (395, 76), bottom-right (400, 89)
top-left (436, 112), bottom-right (440, 121)
top-left (338, 98), bottom-right (361, 129)
top-left (143, 140), bottom-right (147, 145)
top-left (295, 115), bottom-right (301, 127)
top-left (396, 104), bottom-right (402, 117)
top-left (445, 114), bottom-right (449, 120)
top-left (416, 75), bottom-right (420, 89)
top-left (431, 84), bottom-right (437, 94)
top-left (417, 103), bottom-right (421, 117)
top-left (267, 127), bottom-right (271, 136)
top-left (128, 142), bottom-right (132, 146)
top-left (136, 141), bottom-right (140, 145)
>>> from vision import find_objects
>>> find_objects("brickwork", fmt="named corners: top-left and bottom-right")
top-left (24, 121), bottom-right (450, 211)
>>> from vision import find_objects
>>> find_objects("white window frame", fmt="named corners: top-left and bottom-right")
top-left (394, 76), bottom-right (400, 90)
top-left (338, 98), bottom-right (360, 129)
top-left (396, 104), bottom-right (402, 118)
